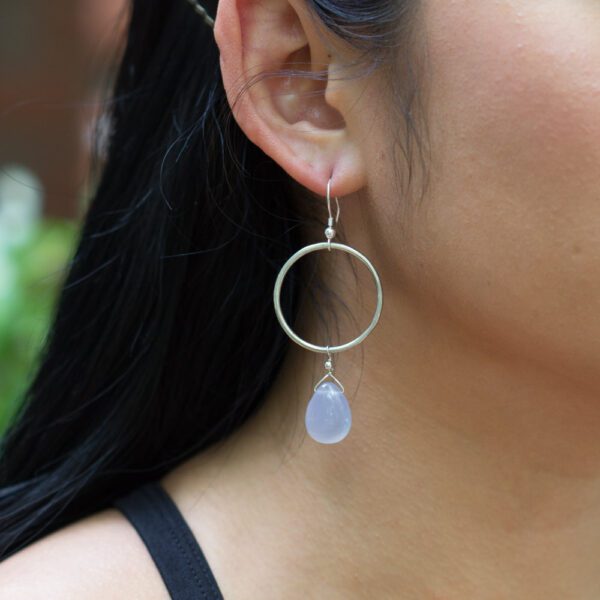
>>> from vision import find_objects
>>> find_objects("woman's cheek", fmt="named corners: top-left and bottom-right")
top-left (424, 0), bottom-right (600, 195)
top-left (402, 0), bottom-right (600, 381)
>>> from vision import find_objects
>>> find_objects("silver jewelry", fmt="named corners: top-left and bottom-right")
top-left (185, 0), bottom-right (215, 28)
top-left (273, 177), bottom-right (383, 444)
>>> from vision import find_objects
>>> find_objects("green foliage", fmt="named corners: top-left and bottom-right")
top-left (0, 219), bottom-right (78, 434)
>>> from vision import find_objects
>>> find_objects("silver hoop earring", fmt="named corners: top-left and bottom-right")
top-left (273, 177), bottom-right (383, 444)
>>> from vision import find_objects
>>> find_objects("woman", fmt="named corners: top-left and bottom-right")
top-left (2, 0), bottom-right (600, 597)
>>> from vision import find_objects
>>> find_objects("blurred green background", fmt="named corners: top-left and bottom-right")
top-left (0, 212), bottom-right (77, 433)
top-left (0, 1), bottom-right (124, 436)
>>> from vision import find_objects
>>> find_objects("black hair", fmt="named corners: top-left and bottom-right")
top-left (0, 0), bottom-right (423, 560)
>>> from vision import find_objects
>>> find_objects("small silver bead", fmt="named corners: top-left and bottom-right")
top-left (324, 359), bottom-right (333, 371)
top-left (325, 227), bottom-right (336, 240)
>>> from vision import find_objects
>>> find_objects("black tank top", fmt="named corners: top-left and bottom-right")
top-left (112, 480), bottom-right (225, 600)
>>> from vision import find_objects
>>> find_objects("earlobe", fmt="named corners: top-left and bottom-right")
top-left (214, 0), bottom-right (368, 199)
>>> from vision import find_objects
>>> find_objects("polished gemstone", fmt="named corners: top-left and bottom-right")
top-left (305, 381), bottom-right (352, 444)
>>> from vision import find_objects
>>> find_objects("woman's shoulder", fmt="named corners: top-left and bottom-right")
top-left (0, 506), bottom-right (168, 599)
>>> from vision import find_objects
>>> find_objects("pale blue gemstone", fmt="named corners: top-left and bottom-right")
top-left (305, 381), bottom-right (352, 444)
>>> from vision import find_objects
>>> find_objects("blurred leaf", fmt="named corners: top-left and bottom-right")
top-left (0, 218), bottom-right (78, 434)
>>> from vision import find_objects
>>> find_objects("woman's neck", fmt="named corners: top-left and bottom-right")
top-left (163, 273), bottom-right (600, 598)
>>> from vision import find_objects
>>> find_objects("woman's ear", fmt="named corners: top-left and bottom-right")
top-left (214, 0), bottom-right (368, 198)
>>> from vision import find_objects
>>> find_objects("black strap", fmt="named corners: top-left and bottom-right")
top-left (112, 481), bottom-right (224, 600)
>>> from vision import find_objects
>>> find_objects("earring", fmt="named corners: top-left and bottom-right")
top-left (273, 176), bottom-right (383, 444)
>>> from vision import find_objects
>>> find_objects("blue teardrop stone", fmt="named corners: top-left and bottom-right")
top-left (305, 381), bottom-right (352, 444)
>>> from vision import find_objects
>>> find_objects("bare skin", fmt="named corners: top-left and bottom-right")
top-left (3, 0), bottom-right (600, 597)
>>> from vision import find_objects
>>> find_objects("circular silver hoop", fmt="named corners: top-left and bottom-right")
top-left (273, 242), bottom-right (383, 354)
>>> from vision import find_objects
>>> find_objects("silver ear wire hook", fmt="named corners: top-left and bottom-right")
top-left (325, 177), bottom-right (340, 250)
